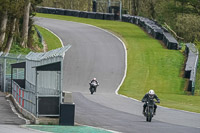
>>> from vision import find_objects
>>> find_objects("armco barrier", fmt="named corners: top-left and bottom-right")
top-left (185, 43), bottom-right (199, 94)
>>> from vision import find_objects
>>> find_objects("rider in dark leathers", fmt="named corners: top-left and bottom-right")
top-left (142, 90), bottom-right (160, 115)
top-left (90, 78), bottom-right (99, 92)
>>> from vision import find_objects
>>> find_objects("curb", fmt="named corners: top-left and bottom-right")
top-left (7, 94), bottom-right (59, 125)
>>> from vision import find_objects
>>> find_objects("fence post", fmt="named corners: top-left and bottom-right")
top-left (3, 57), bottom-right (6, 92)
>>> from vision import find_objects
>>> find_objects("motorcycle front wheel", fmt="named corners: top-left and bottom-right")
top-left (90, 88), bottom-right (95, 94)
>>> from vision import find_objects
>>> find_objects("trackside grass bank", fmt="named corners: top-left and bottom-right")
top-left (36, 13), bottom-right (200, 113)
top-left (35, 25), bottom-right (62, 50)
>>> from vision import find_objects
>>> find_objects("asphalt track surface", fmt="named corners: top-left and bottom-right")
top-left (0, 92), bottom-right (40, 133)
top-left (35, 17), bottom-right (200, 133)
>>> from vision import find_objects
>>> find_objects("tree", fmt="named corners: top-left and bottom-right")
top-left (0, 10), bottom-right (8, 49)
top-left (4, 18), bottom-right (16, 53)
top-left (21, 0), bottom-right (31, 48)
top-left (175, 14), bottom-right (200, 42)
top-left (0, 0), bottom-right (9, 50)
top-left (0, 0), bottom-right (42, 53)
top-left (3, 0), bottom-right (24, 53)
top-left (174, 0), bottom-right (200, 15)
top-left (132, 0), bottom-right (139, 15)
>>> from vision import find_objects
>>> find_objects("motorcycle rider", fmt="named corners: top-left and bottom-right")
top-left (142, 89), bottom-right (160, 115)
top-left (90, 78), bottom-right (99, 92)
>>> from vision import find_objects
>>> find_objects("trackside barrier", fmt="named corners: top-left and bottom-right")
top-left (122, 15), bottom-right (179, 50)
top-left (12, 81), bottom-right (36, 115)
top-left (36, 6), bottom-right (115, 20)
top-left (185, 43), bottom-right (199, 94)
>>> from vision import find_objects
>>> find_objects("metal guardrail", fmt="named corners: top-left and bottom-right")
top-left (12, 80), bottom-right (60, 116)
top-left (12, 81), bottom-right (36, 115)
top-left (185, 43), bottom-right (199, 95)
top-left (34, 26), bottom-right (45, 47)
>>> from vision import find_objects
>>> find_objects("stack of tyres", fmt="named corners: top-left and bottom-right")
top-left (72, 10), bottom-right (80, 17)
top-left (79, 11), bottom-right (88, 18)
top-left (104, 13), bottom-right (114, 20)
top-left (65, 9), bottom-right (73, 16)
top-left (40, 7), bottom-right (49, 14)
top-left (96, 12), bottom-right (104, 19)
top-left (47, 7), bottom-right (56, 14)
top-left (122, 14), bottom-right (130, 22)
top-left (131, 16), bottom-right (137, 24)
top-left (153, 28), bottom-right (163, 40)
top-left (163, 32), bottom-right (178, 50)
top-left (56, 8), bottom-right (65, 15)
top-left (88, 12), bottom-right (96, 19)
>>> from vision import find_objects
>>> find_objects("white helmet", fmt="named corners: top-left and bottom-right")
top-left (93, 78), bottom-right (96, 80)
top-left (148, 90), bottom-right (155, 95)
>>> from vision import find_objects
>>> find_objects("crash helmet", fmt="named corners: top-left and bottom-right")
top-left (148, 90), bottom-right (155, 98)
top-left (93, 78), bottom-right (96, 80)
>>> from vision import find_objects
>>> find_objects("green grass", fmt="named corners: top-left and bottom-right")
top-left (35, 25), bottom-right (62, 50)
top-left (10, 43), bottom-right (31, 54)
top-left (36, 13), bottom-right (200, 113)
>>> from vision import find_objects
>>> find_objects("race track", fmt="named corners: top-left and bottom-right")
top-left (35, 17), bottom-right (200, 133)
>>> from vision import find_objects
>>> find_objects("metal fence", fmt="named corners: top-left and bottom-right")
top-left (12, 78), bottom-right (60, 116)
top-left (12, 81), bottom-right (36, 115)
top-left (0, 52), bottom-right (26, 92)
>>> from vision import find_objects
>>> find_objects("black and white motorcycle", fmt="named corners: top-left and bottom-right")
top-left (89, 82), bottom-right (98, 94)
top-left (144, 99), bottom-right (159, 122)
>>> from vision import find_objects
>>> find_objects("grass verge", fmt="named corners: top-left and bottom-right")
top-left (34, 25), bottom-right (62, 51)
top-left (36, 13), bottom-right (200, 113)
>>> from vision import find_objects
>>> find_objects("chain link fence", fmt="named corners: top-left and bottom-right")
top-left (0, 52), bottom-right (26, 93)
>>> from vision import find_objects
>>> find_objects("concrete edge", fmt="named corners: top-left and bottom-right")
top-left (6, 94), bottom-right (59, 125)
